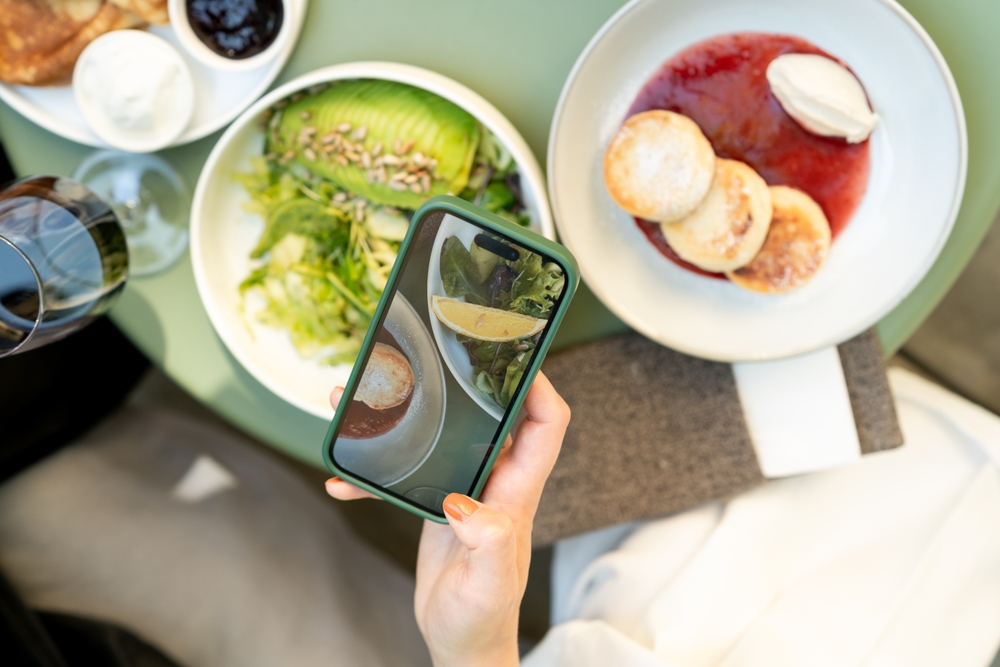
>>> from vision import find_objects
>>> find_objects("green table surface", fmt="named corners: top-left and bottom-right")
top-left (2, 0), bottom-right (999, 469)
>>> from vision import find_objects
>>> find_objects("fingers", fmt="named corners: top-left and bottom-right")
top-left (506, 371), bottom-right (570, 480)
top-left (329, 386), bottom-right (344, 410)
top-left (325, 477), bottom-right (379, 501)
top-left (442, 494), bottom-right (519, 584)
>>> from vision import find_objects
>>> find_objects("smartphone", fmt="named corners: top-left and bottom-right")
top-left (322, 196), bottom-right (578, 522)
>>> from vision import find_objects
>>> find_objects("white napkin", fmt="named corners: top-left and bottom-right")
top-left (528, 369), bottom-right (1000, 667)
top-left (732, 345), bottom-right (862, 478)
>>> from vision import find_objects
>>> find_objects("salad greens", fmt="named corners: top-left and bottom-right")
top-left (440, 235), bottom-right (565, 408)
top-left (236, 80), bottom-right (531, 365)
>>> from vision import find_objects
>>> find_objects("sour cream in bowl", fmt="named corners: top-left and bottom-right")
top-left (73, 30), bottom-right (195, 153)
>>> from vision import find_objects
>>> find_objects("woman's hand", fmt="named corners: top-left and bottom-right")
top-left (326, 372), bottom-right (570, 666)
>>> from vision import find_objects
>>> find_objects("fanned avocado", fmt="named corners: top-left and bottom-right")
top-left (268, 80), bottom-right (481, 209)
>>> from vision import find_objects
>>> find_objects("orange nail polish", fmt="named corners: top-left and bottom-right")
top-left (443, 494), bottom-right (479, 522)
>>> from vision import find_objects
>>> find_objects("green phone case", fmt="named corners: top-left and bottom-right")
top-left (322, 195), bottom-right (579, 523)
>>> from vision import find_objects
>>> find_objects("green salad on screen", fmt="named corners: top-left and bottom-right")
top-left (236, 79), bottom-right (530, 365)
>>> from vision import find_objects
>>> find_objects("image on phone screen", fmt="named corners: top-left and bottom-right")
top-left (328, 210), bottom-right (567, 517)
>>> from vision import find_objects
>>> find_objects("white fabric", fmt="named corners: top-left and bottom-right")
top-left (527, 369), bottom-right (1000, 667)
top-left (733, 345), bottom-right (862, 478)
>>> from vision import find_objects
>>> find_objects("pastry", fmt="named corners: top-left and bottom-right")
top-left (728, 185), bottom-right (831, 293)
top-left (604, 109), bottom-right (716, 223)
top-left (661, 159), bottom-right (772, 273)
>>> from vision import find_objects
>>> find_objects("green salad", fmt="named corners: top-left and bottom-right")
top-left (439, 235), bottom-right (565, 409)
top-left (236, 79), bottom-right (530, 364)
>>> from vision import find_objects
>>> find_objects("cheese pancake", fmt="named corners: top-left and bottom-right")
top-left (728, 185), bottom-right (831, 293)
top-left (661, 159), bottom-right (772, 273)
top-left (355, 343), bottom-right (415, 410)
top-left (604, 110), bottom-right (716, 223)
top-left (0, 0), bottom-right (145, 86)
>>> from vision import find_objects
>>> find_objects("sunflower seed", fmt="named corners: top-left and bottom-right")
top-left (303, 148), bottom-right (317, 161)
top-left (344, 151), bottom-right (360, 163)
top-left (412, 152), bottom-right (427, 167)
top-left (280, 150), bottom-right (296, 164)
top-left (320, 132), bottom-right (337, 144)
top-left (334, 192), bottom-right (348, 202)
top-left (389, 171), bottom-right (407, 182)
top-left (427, 158), bottom-right (438, 171)
top-left (361, 152), bottom-right (371, 169)
top-left (352, 125), bottom-right (367, 141)
top-left (381, 154), bottom-right (401, 166)
top-left (300, 111), bottom-right (311, 120)
top-left (420, 174), bottom-right (431, 192)
top-left (268, 111), bottom-right (282, 129)
top-left (371, 141), bottom-right (383, 157)
top-left (396, 139), bottom-right (414, 155)
top-left (336, 155), bottom-right (349, 166)
top-left (376, 166), bottom-right (387, 183)
top-left (388, 181), bottom-right (407, 191)
top-left (403, 174), bottom-right (419, 184)
top-left (337, 122), bottom-right (352, 133)
top-left (409, 182), bottom-right (422, 193)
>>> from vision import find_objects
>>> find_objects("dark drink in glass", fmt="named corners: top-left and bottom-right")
top-left (0, 176), bottom-right (128, 357)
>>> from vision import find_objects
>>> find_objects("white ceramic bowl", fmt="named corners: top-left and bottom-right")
top-left (426, 214), bottom-right (506, 421)
top-left (191, 62), bottom-right (553, 418)
top-left (548, 0), bottom-right (966, 362)
top-left (168, 0), bottom-right (293, 71)
top-left (331, 293), bottom-right (446, 487)
top-left (73, 30), bottom-right (194, 153)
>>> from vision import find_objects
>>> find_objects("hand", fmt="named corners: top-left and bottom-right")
top-left (326, 372), bottom-right (570, 666)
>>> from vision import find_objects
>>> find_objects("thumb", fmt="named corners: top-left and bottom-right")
top-left (442, 494), bottom-right (518, 582)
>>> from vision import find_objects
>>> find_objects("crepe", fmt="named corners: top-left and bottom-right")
top-left (0, 0), bottom-right (146, 86)
top-left (109, 0), bottom-right (168, 24)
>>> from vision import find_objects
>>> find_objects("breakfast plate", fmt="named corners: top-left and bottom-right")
top-left (548, 0), bottom-right (966, 362)
top-left (330, 293), bottom-right (446, 487)
top-left (190, 62), bottom-right (553, 419)
top-left (0, 0), bottom-right (307, 149)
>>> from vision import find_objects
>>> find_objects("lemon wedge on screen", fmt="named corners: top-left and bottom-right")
top-left (431, 296), bottom-right (544, 342)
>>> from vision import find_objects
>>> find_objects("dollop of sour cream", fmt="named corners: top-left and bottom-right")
top-left (74, 31), bottom-right (194, 152)
top-left (766, 53), bottom-right (878, 144)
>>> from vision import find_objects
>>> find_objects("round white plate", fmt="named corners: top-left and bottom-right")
top-left (427, 214), bottom-right (505, 422)
top-left (191, 62), bottom-right (553, 419)
top-left (330, 293), bottom-right (446, 487)
top-left (548, 0), bottom-right (967, 362)
top-left (0, 0), bottom-right (306, 149)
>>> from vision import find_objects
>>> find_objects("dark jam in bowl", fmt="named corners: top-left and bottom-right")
top-left (186, 0), bottom-right (284, 60)
top-left (628, 32), bottom-right (871, 277)
top-left (340, 329), bottom-right (414, 440)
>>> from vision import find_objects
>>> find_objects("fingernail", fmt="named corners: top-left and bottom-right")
top-left (325, 477), bottom-right (341, 491)
top-left (443, 494), bottom-right (479, 522)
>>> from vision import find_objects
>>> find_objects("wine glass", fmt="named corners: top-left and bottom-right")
top-left (72, 150), bottom-right (190, 277)
top-left (0, 176), bottom-right (128, 358)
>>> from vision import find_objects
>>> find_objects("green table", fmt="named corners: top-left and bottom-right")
top-left (2, 0), bottom-right (999, 469)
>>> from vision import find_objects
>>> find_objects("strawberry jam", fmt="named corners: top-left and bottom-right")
top-left (628, 32), bottom-right (871, 278)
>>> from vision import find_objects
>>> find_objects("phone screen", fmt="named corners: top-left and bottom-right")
top-left (328, 209), bottom-right (567, 517)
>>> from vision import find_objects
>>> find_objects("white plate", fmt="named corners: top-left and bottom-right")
top-left (191, 62), bottom-right (553, 419)
top-left (330, 293), bottom-right (446, 487)
top-left (548, 0), bottom-right (967, 362)
top-left (426, 213), bottom-right (505, 422)
top-left (0, 0), bottom-right (306, 149)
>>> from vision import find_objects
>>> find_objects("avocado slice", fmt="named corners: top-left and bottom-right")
top-left (268, 79), bottom-right (481, 209)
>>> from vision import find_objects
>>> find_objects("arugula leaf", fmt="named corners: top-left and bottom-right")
top-left (440, 235), bottom-right (487, 305)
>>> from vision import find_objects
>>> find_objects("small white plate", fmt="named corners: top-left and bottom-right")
top-left (548, 0), bottom-right (967, 362)
top-left (0, 0), bottom-right (306, 149)
top-left (331, 293), bottom-right (446, 487)
top-left (191, 62), bottom-right (553, 419)
top-left (426, 213), bottom-right (505, 422)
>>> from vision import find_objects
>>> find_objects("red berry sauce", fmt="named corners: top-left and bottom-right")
top-left (627, 32), bottom-right (871, 278)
